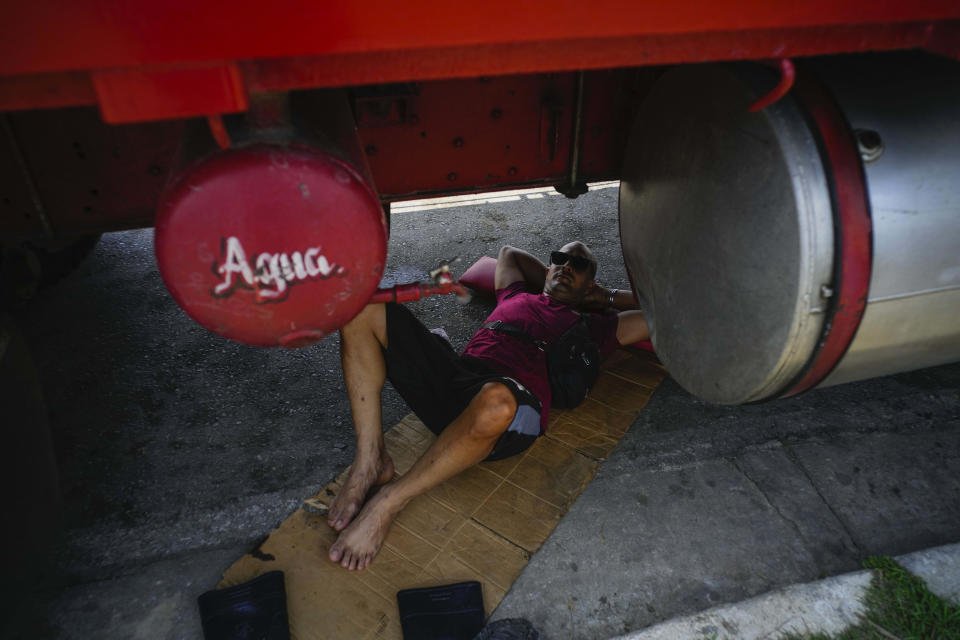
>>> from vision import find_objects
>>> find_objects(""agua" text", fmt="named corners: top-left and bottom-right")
top-left (212, 236), bottom-right (347, 302)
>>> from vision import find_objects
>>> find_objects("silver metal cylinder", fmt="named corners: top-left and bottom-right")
top-left (618, 55), bottom-right (960, 404)
top-left (814, 55), bottom-right (960, 387)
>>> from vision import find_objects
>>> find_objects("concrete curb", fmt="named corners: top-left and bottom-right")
top-left (611, 543), bottom-right (960, 640)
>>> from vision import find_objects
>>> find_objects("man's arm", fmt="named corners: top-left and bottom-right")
top-left (495, 245), bottom-right (547, 291)
top-left (579, 284), bottom-right (641, 313)
top-left (615, 310), bottom-right (650, 346)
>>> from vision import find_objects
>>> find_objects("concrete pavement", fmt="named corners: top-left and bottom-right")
top-left (612, 543), bottom-right (960, 640)
top-left (492, 369), bottom-right (960, 638)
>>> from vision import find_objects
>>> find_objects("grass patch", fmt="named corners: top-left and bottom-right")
top-left (783, 556), bottom-right (960, 640)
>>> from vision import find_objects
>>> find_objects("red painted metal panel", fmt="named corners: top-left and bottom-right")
top-left (0, 73), bottom-right (96, 112)
top-left (244, 22), bottom-right (949, 93)
top-left (1, 16), bottom-right (957, 120)
top-left (4, 2), bottom-right (959, 76)
top-left (357, 75), bottom-right (575, 198)
top-left (576, 69), bottom-right (658, 189)
top-left (7, 108), bottom-right (181, 237)
top-left (1, 69), bottom-right (647, 238)
top-left (92, 63), bottom-right (248, 123)
top-left (355, 70), bottom-right (651, 200)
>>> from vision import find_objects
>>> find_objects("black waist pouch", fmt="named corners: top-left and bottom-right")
top-left (483, 316), bottom-right (600, 409)
top-left (546, 317), bottom-right (600, 409)
top-left (197, 571), bottom-right (290, 640)
top-left (397, 581), bottom-right (485, 640)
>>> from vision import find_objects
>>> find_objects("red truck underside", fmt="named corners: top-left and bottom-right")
top-left (1, 2), bottom-right (958, 240)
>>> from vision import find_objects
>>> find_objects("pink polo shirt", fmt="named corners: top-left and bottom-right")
top-left (462, 281), bottom-right (620, 432)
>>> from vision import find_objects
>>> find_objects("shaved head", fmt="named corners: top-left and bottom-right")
top-left (543, 240), bottom-right (598, 304)
top-left (559, 241), bottom-right (597, 279)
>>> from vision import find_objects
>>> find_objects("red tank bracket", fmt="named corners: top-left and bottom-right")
top-left (748, 59), bottom-right (795, 113)
top-left (781, 74), bottom-right (873, 397)
top-left (207, 115), bottom-right (231, 150)
top-left (92, 63), bottom-right (248, 124)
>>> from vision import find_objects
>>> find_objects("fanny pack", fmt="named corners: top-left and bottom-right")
top-left (483, 316), bottom-right (600, 409)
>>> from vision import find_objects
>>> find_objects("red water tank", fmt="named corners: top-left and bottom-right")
top-left (155, 143), bottom-right (387, 347)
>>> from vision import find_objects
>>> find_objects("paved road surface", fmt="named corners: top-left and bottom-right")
top-left (5, 184), bottom-right (959, 639)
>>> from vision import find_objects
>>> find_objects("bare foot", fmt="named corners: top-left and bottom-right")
top-left (327, 449), bottom-right (394, 532)
top-left (328, 491), bottom-right (399, 570)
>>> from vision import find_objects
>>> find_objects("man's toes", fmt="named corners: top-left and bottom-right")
top-left (327, 508), bottom-right (340, 529)
top-left (329, 542), bottom-right (342, 563)
top-left (327, 498), bottom-right (347, 526)
top-left (330, 503), bottom-right (356, 531)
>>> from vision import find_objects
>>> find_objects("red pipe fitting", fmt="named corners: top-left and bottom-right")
top-left (749, 59), bottom-right (796, 112)
top-left (369, 281), bottom-right (469, 304)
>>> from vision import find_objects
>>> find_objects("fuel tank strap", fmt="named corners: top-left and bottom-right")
top-left (779, 74), bottom-right (873, 398)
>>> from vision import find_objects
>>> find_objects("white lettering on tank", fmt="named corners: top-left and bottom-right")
top-left (211, 236), bottom-right (347, 303)
top-left (304, 247), bottom-right (338, 278)
top-left (291, 252), bottom-right (308, 280)
top-left (213, 237), bottom-right (255, 296)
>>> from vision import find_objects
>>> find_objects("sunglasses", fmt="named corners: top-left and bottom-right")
top-left (550, 251), bottom-right (593, 273)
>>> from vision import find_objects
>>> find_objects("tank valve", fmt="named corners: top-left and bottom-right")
top-left (369, 258), bottom-right (469, 304)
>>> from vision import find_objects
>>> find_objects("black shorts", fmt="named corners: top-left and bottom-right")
top-left (382, 303), bottom-right (541, 461)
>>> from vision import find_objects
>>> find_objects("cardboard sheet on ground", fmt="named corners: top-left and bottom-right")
top-left (219, 349), bottom-right (665, 639)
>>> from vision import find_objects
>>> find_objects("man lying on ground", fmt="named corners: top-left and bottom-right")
top-left (327, 241), bottom-right (649, 570)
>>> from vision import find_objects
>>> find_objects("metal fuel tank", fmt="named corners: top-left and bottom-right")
top-left (812, 55), bottom-right (960, 388)
top-left (618, 55), bottom-right (960, 404)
